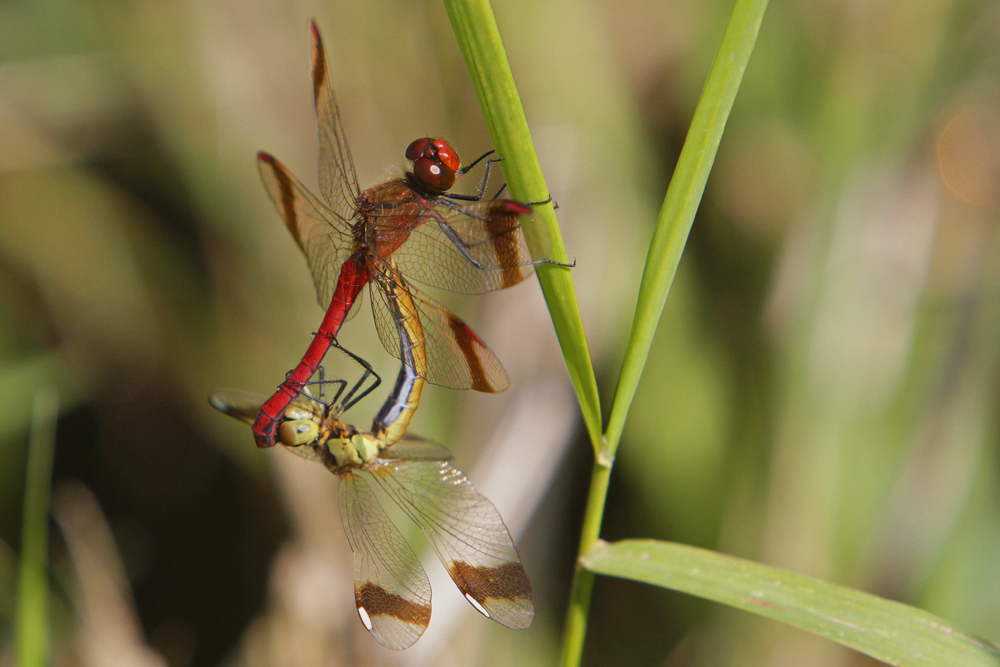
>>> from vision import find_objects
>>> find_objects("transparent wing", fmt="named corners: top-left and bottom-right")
top-left (390, 198), bottom-right (538, 294)
top-left (208, 390), bottom-right (266, 425)
top-left (369, 458), bottom-right (533, 630)
top-left (369, 264), bottom-right (509, 393)
top-left (379, 435), bottom-right (452, 461)
top-left (339, 472), bottom-right (431, 650)
top-left (257, 153), bottom-right (355, 308)
top-left (308, 20), bottom-right (361, 221)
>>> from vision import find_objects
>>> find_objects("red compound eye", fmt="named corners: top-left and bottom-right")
top-left (406, 137), bottom-right (458, 192)
top-left (412, 156), bottom-right (455, 192)
top-left (430, 139), bottom-right (460, 174)
top-left (405, 137), bottom-right (432, 162)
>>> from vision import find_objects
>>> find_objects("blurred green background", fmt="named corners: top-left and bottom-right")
top-left (2, 0), bottom-right (1000, 665)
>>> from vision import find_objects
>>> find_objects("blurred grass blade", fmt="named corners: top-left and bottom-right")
top-left (442, 0), bottom-right (603, 449)
top-left (582, 540), bottom-right (1000, 667)
top-left (17, 388), bottom-right (59, 667)
top-left (0, 354), bottom-right (64, 442)
top-left (605, 0), bottom-right (768, 450)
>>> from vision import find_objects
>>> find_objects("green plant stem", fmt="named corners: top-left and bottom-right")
top-left (561, 458), bottom-right (612, 667)
top-left (17, 388), bottom-right (59, 667)
top-left (442, 0), bottom-right (603, 449)
top-left (561, 0), bottom-right (768, 663)
top-left (444, 0), bottom-right (766, 663)
top-left (606, 0), bottom-right (768, 452)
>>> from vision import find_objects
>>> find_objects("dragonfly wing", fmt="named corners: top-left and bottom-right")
top-left (379, 435), bottom-right (453, 462)
top-left (369, 270), bottom-right (509, 393)
top-left (371, 458), bottom-right (533, 630)
top-left (208, 390), bottom-right (266, 425)
top-left (257, 153), bottom-right (355, 308)
top-left (339, 472), bottom-right (431, 650)
top-left (392, 199), bottom-right (537, 294)
top-left (308, 20), bottom-right (361, 221)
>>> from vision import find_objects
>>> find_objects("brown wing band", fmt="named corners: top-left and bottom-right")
top-left (356, 582), bottom-right (431, 625)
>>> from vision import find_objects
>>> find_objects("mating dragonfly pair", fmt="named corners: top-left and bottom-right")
top-left (211, 20), bottom-right (559, 650)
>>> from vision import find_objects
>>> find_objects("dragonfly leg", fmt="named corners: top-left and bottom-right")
top-left (486, 183), bottom-right (559, 209)
top-left (428, 207), bottom-right (575, 271)
top-left (329, 339), bottom-right (382, 414)
top-left (455, 149), bottom-right (496, 178)
top-left (525, 194), bottom-right (557, 209)
top-left (302, 366), bottom-right (348, 407)
top-left (431, 216), bottom-right (489, 270)
top-left (447, 157), bottom-right (504, 202)
top-left (449, 154), bottom-right (558, 208)
top-left (536, 256), bottom-right (576, 269)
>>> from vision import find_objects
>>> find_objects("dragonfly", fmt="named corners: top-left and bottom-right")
top-left (252, 19), bottom-right (560, 449)
top-left (211, 259), bottom-right (534, 649)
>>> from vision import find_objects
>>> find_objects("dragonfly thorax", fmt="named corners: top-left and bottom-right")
top-left (329, 432), bottom-right (381, 467)
top-left (357, 181), bottom-right (425, 258)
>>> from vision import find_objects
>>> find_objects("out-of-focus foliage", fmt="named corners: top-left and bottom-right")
top-left (1, 0), bottom-right (999, 666)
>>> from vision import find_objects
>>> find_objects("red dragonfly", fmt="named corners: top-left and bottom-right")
top-left (211, 260), bottom-right (533, 649)
top-left (253, 19), bottom-right (554, 449)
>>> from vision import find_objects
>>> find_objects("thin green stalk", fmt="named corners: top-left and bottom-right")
top-left (16, 388), bottom-right (59, 667)
top-left (444, 0), bottom-right (766, 664)
top-left (562, 0), bottom-right (768, 663)
top-left (441, 0), bottom-right (603, 449)
top-left (605, 0), bottom-right (769, 452)
top-left (561, 458), bottom-right (612, 667)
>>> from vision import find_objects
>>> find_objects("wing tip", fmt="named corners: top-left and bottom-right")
top-left (309, 20), bottom-right (328, 103)
top-left (355, 581), bottom-right (431, 650)
top-left (447, 560), bottom-right (535, 628)
top-left (478, 371), bottom-right (510, 393)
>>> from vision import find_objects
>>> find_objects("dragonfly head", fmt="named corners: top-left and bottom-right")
top-left (406, 137), bottom-right (459, 193)
top-left (277, 404), bottom-right (321, 447)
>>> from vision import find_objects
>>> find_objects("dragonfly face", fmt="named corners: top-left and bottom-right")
top-left (275, 403), bottom-right (322, 446)
top-left (405, 137), bottom-right (460, 193)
